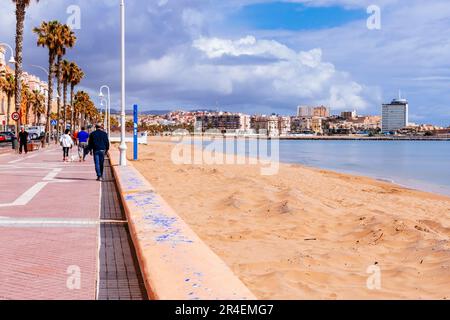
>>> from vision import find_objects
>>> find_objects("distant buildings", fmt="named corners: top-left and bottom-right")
top-left (297, 105), bottom-right (330, 118)
top-left (382, 98), bottom-right (409, 133)
top-left (1, 44), bottom-right (50, 130)
top-left (120, 94), bottom-right (444, 138)
top-left (341, 110), bottom-right (357, 120)
top-left (195, 112), bottom-right (251, 133)
top-left (291, 117), bottom-right (313, 134)
top-left (250, 115), bottom-right (292, 137)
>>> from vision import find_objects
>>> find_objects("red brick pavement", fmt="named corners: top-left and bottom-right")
top-left (0, 146), bottom-right (101, 300)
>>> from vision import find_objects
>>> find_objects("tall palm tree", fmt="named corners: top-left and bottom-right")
top-left (54, 24), bottom-right (76, 137)
top-left (69, 62), bottom-right (83, 130)
top-left (33, 20), bottom-right (68, 144)
top-left (61, 59), bottom-right (71, 129)
top-left (13, 0), bottom-right (40, 132)
top-left (74, 90), bottom-right (89, 128)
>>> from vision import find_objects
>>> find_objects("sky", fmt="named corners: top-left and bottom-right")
top-left (0, 0), bottom-right (449, 125)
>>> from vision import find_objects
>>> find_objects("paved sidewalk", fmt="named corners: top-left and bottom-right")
top-left (0, 146), bottom-right (146, 300)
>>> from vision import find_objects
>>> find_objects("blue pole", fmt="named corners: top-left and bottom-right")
top-left (133, 104), bottom-right (138, 161)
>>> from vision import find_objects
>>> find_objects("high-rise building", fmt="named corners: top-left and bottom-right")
top-left (382, 97), bottom-right (409, 133)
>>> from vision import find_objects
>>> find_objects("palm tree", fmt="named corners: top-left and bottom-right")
top-left (61, 60), bottom-right (83, 131)
top-left (34, 21), bottom-right (76, 143)
top-left (69, 63), bottom-right (83, 130)
top-left (74, 90), bottom-right (89, 128)
top-left (74, 91), bottom-right (98, 128)
top-left (13, 0), bottom-right (40, 133)
top-left (54, 24), bottom-right (76, 137)
top-left (61, 59), bottom-right (71, 129)
top-left (1, 73), bottom-right (15, 128)
top-left (34, 20), bottom-right (59, 143)
top-left (32, 89), bottom-right (45, 125)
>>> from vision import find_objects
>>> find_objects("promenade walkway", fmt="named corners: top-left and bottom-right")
top-left (0, 146), bottom-right (147, 300)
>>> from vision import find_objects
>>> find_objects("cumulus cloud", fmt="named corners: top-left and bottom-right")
top-left (132, 35), bottom-right (370, 113)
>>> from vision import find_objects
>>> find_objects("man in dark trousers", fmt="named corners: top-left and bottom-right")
top-left (18, 127), bottom-right (29, 155)
top-left (88, 124), bottom-right (110, 181)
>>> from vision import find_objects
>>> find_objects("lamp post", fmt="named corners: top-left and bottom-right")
top-left (119, 0), bottom-right (127, 166)
top-left (0, 43), bottom-right (16, 65)
top-left (100, 98), bottom-right (108, 132)
top-left (99, 85), bottom-right (111, 139)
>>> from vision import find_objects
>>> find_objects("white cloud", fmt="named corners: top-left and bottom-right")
top-left (132, 35), bottom-right (371, 112)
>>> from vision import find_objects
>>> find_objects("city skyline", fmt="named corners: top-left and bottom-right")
top-left (1, 1), bottom-right (449, 126)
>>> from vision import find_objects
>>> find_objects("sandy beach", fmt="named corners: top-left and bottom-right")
top-left (126, 137), bottom-right (450, 300)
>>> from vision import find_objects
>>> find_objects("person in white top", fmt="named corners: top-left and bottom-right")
top-left (60, 129), bottom-right (75, 162)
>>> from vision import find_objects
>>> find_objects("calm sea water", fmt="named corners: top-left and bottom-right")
top-left (190, 138), bottom-right (450, 196)
top-left (277, 140), bottom-right (450, 196)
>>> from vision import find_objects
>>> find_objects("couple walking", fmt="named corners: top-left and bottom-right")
top-left (60, 124), bottom-right (110, 181)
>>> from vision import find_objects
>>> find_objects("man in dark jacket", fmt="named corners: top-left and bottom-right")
top-left (18, 127), bottom-right (29, 155)
top-left (88, 124), bottom-right (110, 181)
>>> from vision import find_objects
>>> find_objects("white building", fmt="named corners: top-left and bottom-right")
top-left (382, 98), bottom-right (409, 133)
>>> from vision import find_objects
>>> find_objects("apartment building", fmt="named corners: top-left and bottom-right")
top-left (195, 112), bottom-right (251, 133)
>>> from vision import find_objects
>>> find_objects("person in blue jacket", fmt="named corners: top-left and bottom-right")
top-left (88, 124), bottom-right (110, 181)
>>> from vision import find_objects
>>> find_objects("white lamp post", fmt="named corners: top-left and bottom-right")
top-left (99, 85), bottom-right (111, 139)
top-left (119, 0), bottom-right (127, 166)
top-left (0, 43), bottom-right (16, 65)
top-left (100, 98), bottom-right (107, 131)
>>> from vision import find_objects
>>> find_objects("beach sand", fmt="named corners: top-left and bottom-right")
top-left (126, 137), bottom-right (450, 300)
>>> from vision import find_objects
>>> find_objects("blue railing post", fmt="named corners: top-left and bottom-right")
top-left (133, 104), bottom-right (138, 161)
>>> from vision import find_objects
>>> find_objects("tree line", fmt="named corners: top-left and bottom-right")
top-left (0, 0), bottom-right (100, 144)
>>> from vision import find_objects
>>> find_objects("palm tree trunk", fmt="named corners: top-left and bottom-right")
top-left (63, 81), bottom-right (67, 130)
top-left (45, 54), bottom-right (55, 146)
top-left (26, 102), bottom-right (31, 125)
top-left (70, 84), bottom-right (74, 130)
top-left (6, 95), bottom-right (11, 128)
top-left (14, 1), bottom-right (26, 137)
top-left (34, 103), bottom-right (38, 126)
top-left (56, 55), bottom-right (62, 141)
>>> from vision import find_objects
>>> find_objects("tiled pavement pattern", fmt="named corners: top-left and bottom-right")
top-left (0, 147), bottom-right (147, 300)
top-left (97, 160), bottom-right (147, 300)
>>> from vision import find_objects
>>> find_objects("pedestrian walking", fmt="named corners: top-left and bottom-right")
top-left (88, 124), bottom-right (110, 181)
top-left (72, 130), bottom-right (79, 146)
top-left (60, 129), bottom-right (74, 162)
top-left (18, 127), bottom-right (29, 155)
top-left (77, 127), bottom-right (90, 162)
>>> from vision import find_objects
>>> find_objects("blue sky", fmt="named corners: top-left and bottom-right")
top-left (0, 0), bottom-right (449, 126)
top-left (231, 2), bottom-right (367, 30)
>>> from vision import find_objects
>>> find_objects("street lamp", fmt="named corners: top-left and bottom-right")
top-left (119, 0), bottom-right (127, 166)
top-left (100, 98), bottom-right (108, 131)
top-left (99, 85), bottom-right (111, 139)
top-left (0, 43), bottom-right (16, 65)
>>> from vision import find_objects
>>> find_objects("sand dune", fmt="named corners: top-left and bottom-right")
top-left (127, 138), bottom-right (450, 300)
